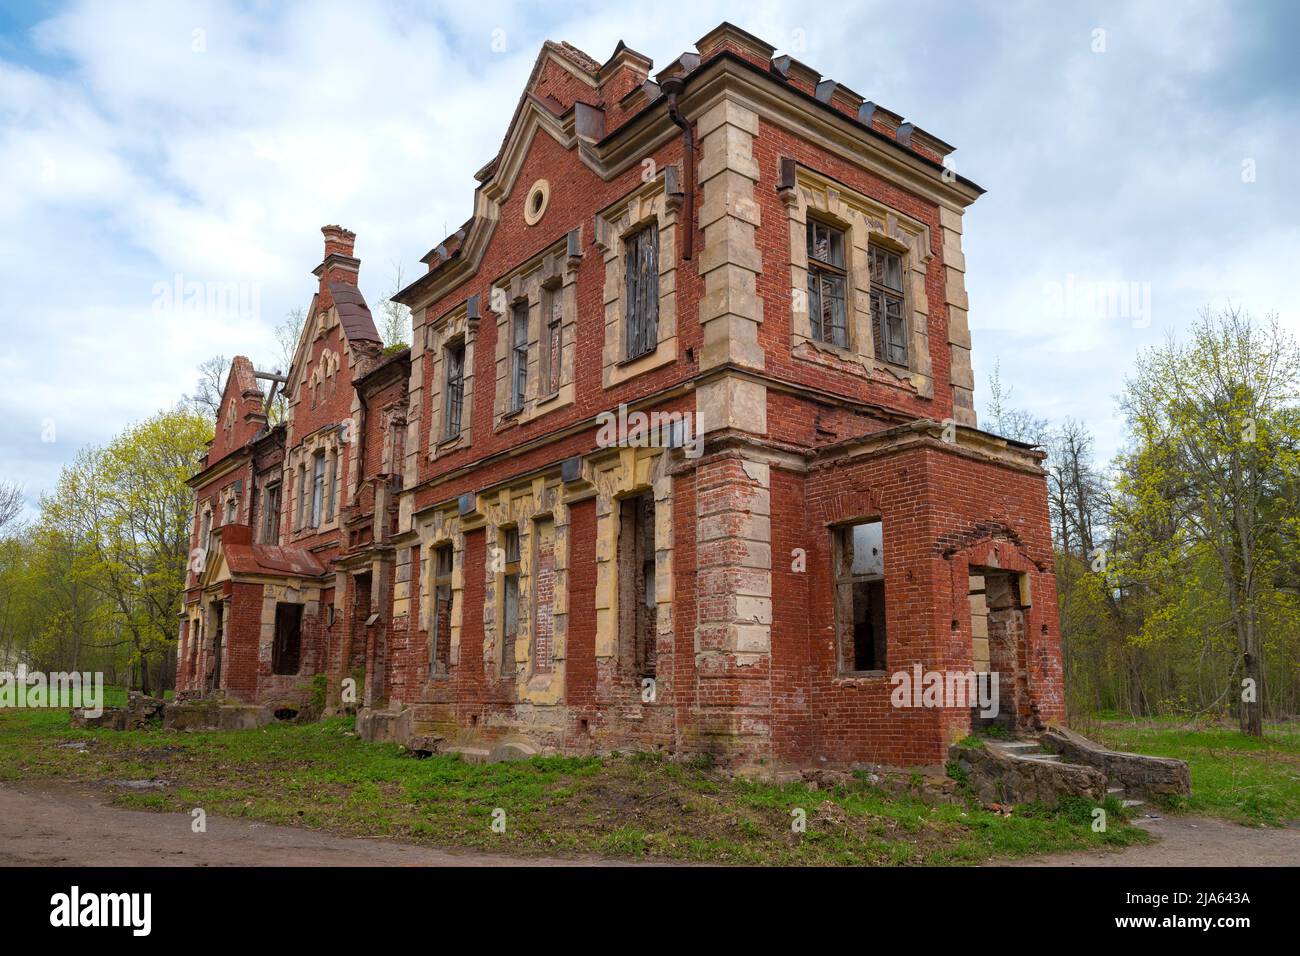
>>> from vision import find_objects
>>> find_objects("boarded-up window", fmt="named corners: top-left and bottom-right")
top-left (500, 527), bottom-right (520, 677)
top-left (531, 517), bottom-right (555, 675)
top-left (444, 340), bottom-right (465, 438)
top-left (832, 520), bottom-right (887, 672)
top-left (624, 226), bottom-right (659, 360)
top-left (869, 245), bottom-right (908, 366)
top-left (430, 544), bottom-right (453, 677)
top-left (272, 602), bottom-right (303, 675)
top-left (618, 492), bottom-right (657, 678)
top-left (807, 219), bottom-right (848, 348)
top-left (541, 285), bottom-right (562, 395)
top-left (510, 301), bottom-right (528, 411)
top-left (261, 483), bottom-right (281, 544)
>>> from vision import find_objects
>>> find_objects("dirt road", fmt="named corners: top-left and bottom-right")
top-left (2, 781), bottom-right (1295, 867)
top-left (1001, 812), bottom-right (1300, 866)
top-left (0, 781), bottom-right (642, 867)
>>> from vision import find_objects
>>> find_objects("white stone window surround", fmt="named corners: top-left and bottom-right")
top-left (489, 231), bottom-right (580, 428)
top-left (593, 168), bottom-right (681, 389)
top-left (781, 162), bottom-right (935, 399)
top-left (425, 301), bottom-right (477, 459)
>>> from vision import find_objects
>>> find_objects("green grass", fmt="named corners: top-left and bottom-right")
top-left (0, 705), bottom-right (1149, 865)
top-left (1086, 718), bottom-right (1300, 827)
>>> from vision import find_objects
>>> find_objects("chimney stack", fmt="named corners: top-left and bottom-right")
top-left (313, 224), bottom-right (360, 303)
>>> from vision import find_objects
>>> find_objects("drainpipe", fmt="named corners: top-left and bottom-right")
top-left (660, 77), bottom-right (694, 262)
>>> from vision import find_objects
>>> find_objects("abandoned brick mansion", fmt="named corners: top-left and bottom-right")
top-left (177, 23), bottom-right (1064, 769)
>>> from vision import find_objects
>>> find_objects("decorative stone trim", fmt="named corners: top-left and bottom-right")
top-left (490, 231), bottom-right (581, 426)
top-left (594, 170), bottom-right (680, 388)
top-left (478, 478), bottom-right (570, 704)
top-left (523, 179), bottom-right (550, 226)
top-left (588, 447), bottom-right (674, 664)
top-left (425, 300), bottom-right (478, 458)
top-left (940, 205), bottom-right (976, 425)
top-left (780, 161), bottom-right (935, 399)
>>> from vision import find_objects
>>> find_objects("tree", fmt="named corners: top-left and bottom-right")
top-left (0, 480), bottom-right (22, 534)
top-left (185, 355), bottom-right (231, 417)
top-left (40, 406), bottom-right (213, 693)
top-left (376, 262), bottom-right (412, 349)
top-left (265, 307), bottom-right (306, 424)
top-left (1115, 307), bottom-right (1300, 735)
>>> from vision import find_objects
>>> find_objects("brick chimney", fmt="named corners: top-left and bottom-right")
top-left (313, 224), bottom-right (360, 307)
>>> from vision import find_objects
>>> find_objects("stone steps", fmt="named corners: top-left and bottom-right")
top-left (987, 737), bottom-right (1146, 809)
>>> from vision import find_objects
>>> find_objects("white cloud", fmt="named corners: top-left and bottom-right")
top-left (0, 0), bottom-right (1296, 516)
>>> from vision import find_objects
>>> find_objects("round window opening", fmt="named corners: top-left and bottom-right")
top-left (524, 179), bottom-right (550, 225)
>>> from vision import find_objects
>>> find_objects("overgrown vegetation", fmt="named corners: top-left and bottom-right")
top-left (988, 307), bottom-right (1300, 733)
top-left (0, 707), bottom-right (1146, 865)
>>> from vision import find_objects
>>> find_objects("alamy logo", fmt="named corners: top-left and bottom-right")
top-left (890, 664), bottom-right (1000, 718)
top-left (595, 403), bottom-right (703, 458)
top-left (0, 666), bottom-right (103, 718)
top-left (50, 886), bottom-right (151, 936)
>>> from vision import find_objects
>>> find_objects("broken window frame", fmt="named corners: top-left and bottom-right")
top-left (429, 543), bottom-right (453, 678)
top-left (807, 219), bottom-right (849, 349)
top-left (500, 527), bottom-right (520, 678)
top-left (324, 449), bottom-right (337, 522)
top-left (443, 338), bottom-right (465, 439)
top-left (868, 244), bottom-right (909, 367)
top-left (509, 300), bottom-right (528, 412)
top-left (623, 225), bottom-right (659, 361)
top-left (831, 519), bottom-right (888, 674)
top-left (272, 602), bottom-right (303, 675)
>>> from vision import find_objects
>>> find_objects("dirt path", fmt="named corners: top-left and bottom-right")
top-left (3, 781), bottom-right (1295, 867)
top-left (1001, 812), bottom-right (1300, 866)
top-left (0, 781), bottom-right (652, 867)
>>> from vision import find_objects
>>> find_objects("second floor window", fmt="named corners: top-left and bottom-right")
top-left (444, 341), bottom-right (465, 438)
top-left (261, 483), bottom-right (281, 543)
top-left (869, 244), bottom-right (908, 366)
top-left (541, 286), bottom-right (562, 395)
top-left (624, 225), bottom-right (659, 360)
top-left (807, 220), bottom-right (847, 348)
top-left (510, 301), bottom-right (528, 411)
top-left (310, 452), bottom-right (325, 527)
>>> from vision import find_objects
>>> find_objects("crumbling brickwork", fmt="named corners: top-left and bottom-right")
top-left (176, 22), bottom-right (1062, 770)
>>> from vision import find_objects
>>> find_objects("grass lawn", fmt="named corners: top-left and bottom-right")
top-left (0, 703), bottom-right (1149, 866)
top-left (1083, 716), bottom-right (1300, 828)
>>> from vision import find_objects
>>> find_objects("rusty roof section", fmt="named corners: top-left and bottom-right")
top-left (224, 542), bottom-right (329, 578)
top-left (327, 283), bottom-right (381, 343)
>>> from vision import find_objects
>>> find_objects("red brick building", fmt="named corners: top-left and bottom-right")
top-left (177, 23), bottom-right (1063, 769)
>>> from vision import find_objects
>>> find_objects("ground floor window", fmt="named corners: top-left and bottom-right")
top-left (832, 519), bottom-right (887, 672)
top-left (273, 602), bottom-right (303, 675)
top-left (430, 545), bottom-right (453, 677)
top-left (500, 527), bottom-right (520, 678)
top-left (618, 492), bottom-right (657, 679)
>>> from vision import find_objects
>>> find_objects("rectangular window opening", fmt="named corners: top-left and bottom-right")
top-left (869, 244), bottom-right (908, 366)
top-left (618, 492), bottom-right (657, 679)
top-left (500, 527), bottom-right (520, 678)
top-left (624, 226), bottom-right (659, 360)
top-left (430, 544), bottom-right (453, 677)
top-left (272, 602), bottom-right (303, 675)
top-left (444, 340), bottom-right (465, 438)
top-left (807, 219), bottom-right (848, 349)
top-left (833, 519), bottom-right (887, 673)
top-left (510, 302), bottom-right (528, 412)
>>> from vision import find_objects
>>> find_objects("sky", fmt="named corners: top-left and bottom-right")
top-left (1, 0), bottom-right (1297, 518)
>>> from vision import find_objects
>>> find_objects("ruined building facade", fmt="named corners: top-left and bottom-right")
top-left (177, 24), bottom-right (1063, 768)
